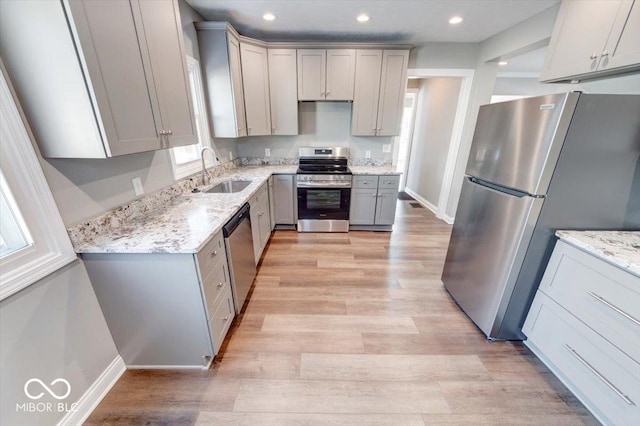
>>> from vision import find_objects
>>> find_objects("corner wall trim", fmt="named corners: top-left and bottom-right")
top-left (57, 355), bottom-right (125, 426)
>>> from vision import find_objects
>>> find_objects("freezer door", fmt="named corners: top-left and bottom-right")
top-left (442, 177), bottom-right (543, 338)
top-left (466, 93), bottom-right (578, 195)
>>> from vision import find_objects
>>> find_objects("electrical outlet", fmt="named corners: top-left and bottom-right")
top-left (365, 150), bottom-right (371, 159)
top-left (382, 144), bottom-right (391, 153)
top-left (265, 148), bottom-right (271, 157)
top-left (132, 177), bottom-right (144, 196)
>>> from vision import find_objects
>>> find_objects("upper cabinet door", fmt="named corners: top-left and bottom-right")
top-left (268, 49), bottom-right (298, 135)
top-left (240, 42), bottom-right (272, 136)
top-left (133, 0), bottom-right (196, 148)
top-left (66, 0), bottom-right (162, 156)
top-left (376, 50), bottom-right (409, 136)
top-left (297, 49), bottom-right (326, 100)
top-left (540, 0), bottom-right (625, 82)
top-left (326, 49), bottom-right (356, 100)
top-left (351, 50), bottom-right (383, 136)
top-left (599, 0), bottom-right (640, 71)
top-left (228, 34), bottom-right (248, 137)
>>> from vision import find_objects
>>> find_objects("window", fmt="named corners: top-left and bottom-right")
top-left (0, 61), bottom-right (76, 300)
top-left (169, 55), bottom-right (218, 180)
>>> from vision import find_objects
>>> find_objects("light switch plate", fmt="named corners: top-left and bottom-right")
top-left (382, 144), bottom-right (391, 153)
top-left (265, 148), bottom-right (271, 157)
top-left (132, 177), bottom-right (144, 196)
top-left (365, 150), bottom-right (371, 159)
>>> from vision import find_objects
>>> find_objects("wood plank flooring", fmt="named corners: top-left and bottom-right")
top-left (86, 200), bottom-right (598, 425)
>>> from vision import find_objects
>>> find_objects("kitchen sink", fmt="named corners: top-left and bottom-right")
top-left (205, 180), bottom-right (252, 193)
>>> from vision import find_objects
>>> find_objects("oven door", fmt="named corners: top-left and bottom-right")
top-left (297, 187), bottom-right (351, 220)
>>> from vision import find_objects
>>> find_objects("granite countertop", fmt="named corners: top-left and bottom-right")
top-left (69, 164), bottom-right (400, 255)
top-left (350, 165), bottom-right (401, 175)
top-left (556, 230), bottom-right (640, 277)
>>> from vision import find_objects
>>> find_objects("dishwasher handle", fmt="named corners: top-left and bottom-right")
top-left (223, 203), bottom-right (251, 237)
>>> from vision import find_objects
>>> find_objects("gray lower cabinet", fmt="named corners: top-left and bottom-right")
top-left (249, 182), bottom-right (272, 264)
top-left (523, 239), bottom-right (640, 425)
top-left (82, 230), bottom-right (234, 368)
top-left (0, 0), bottom-right (196, 158)
top-left (272, 174), bottom-right (296, 225)
top-left (350, 175), bottom-right (400, 227)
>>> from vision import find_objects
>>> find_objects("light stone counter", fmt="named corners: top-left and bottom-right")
top-left (69, 165), bottom-right (296, 254)
top-left (349, 166), bottom-right (401, 175)
top-left (556, 230), bottom-right (640, 277)
top-left (68, 164), bottom-right (404, 254)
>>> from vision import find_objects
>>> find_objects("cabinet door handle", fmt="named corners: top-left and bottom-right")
top-left (372, 193), bottom-right (377, 197)
top-left (326, 91), bottom-right (330, 95)
top-left (377, 128), bottom-right (382, 131)
top-left (211, 250), bottom-right (218, 257)
top-left (167, 130), bottom-right (173, 135)
top-left (217, 282), bottom-right (224, 288)
top-left (563, 344), bottom-right (634, 406)
top-left (601, 50), bottom-right (609, 57)
top-left (223, 315), bottom-right (229, 322)
top-left (588, 291), bottom-right (640, 326)
top-left (590, 53), bottom-right (598, 60)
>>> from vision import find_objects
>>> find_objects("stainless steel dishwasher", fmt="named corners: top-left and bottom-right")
top-left (223, 203), bottom-right (257, 313)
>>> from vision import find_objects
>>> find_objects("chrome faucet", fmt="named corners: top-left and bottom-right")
top-left (200, 146), bottom-right (216, 185)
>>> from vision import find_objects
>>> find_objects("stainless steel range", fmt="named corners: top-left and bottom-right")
top-left (296, 147), bottom-right (352, 232)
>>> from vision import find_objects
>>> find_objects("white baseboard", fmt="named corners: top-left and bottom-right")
top-left (403, 188), bottom-right (438, 214)
top-left (441, 214), bottom-right (455, 225)
top-left (57, 355), bottom-right (125, 426)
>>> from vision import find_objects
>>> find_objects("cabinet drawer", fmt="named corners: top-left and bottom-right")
top-left (523, 292), bottom-right (640, 426)
top-left (377, 175), bottom-right (400, 189)
top-left (539, 240), bottom-right (640, 361)
top-left (196, 231), bottom-right (225, 279)
top-left (201, 261), bottom-right (231, 319)
top-left (353, 175), bottom-right (378, 189)
top-left (209, 289), bottom-right (235, 354)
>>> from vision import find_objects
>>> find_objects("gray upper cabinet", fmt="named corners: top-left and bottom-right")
top-left (0, 0), bottom-right (196, 158)
top-left (297, 49), bottom-right (356, 101)
top-left (268, 49), bottom-right (299, 135)
top-left (352, 50), bottom-right (409, 136)
top-left (240, 42), bottom-right (272, 136)
top-left (196, 23), bottom-right (247, 138)
top-left (540, 0), bottom-right (640, 82)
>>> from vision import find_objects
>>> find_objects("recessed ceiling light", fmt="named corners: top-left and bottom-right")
top-left (357, 14), bottom-right (370, 23)
top-left (498, 61), bottom-right (508, 66)
top-left (449, 16), bottom-right (463, 25)
top-left (263, 13), bottom-right (276, 21)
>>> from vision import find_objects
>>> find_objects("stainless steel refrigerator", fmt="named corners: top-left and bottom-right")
top-left (442, 92), bottom-right (640, 340)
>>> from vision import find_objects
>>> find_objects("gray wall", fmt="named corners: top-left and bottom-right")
top-left (0, 262), bottom-right (119, 426)
top-left (237, 102), bottom-right (394, 162)
top-left (406, 78), bottom-right (462, 207)
top-left (409, 42), bottom-right (479, 69)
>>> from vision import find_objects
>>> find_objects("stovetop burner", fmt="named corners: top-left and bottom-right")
top-left (297, 146), bottom-right (351, 175)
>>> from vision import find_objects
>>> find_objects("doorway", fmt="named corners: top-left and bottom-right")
top-left (394, 89), bottom-right (418, 192)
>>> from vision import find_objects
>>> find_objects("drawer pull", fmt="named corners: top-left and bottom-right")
top-left (217, 282), bottom-right (224, 288)
top-left (588, 291), bottom-right (640, 326)
top-left (563, 344), bottom-right (635, 406)
top-left (211, 250), bottom-right (218, 257)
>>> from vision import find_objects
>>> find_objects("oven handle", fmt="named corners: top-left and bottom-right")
top-left (296, 182), bottom-right (352, 188)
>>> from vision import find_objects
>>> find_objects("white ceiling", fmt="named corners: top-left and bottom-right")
top-left (186, 0), bottom-right (559, 43)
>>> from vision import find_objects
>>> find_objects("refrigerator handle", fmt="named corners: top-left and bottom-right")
top-left (467, 176), bottom-right (541, 198)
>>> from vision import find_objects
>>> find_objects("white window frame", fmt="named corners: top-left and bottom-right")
top-left (0, 61), bottom-right (77, 301)
top-left (169, 55), bottom-right (218, 180)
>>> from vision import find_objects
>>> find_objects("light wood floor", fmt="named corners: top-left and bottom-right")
top-left (86, 200), bottom-right (598, 425)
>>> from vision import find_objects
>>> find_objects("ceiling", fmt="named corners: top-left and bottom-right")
top-left (186, 0), bottom-right (559, 43)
